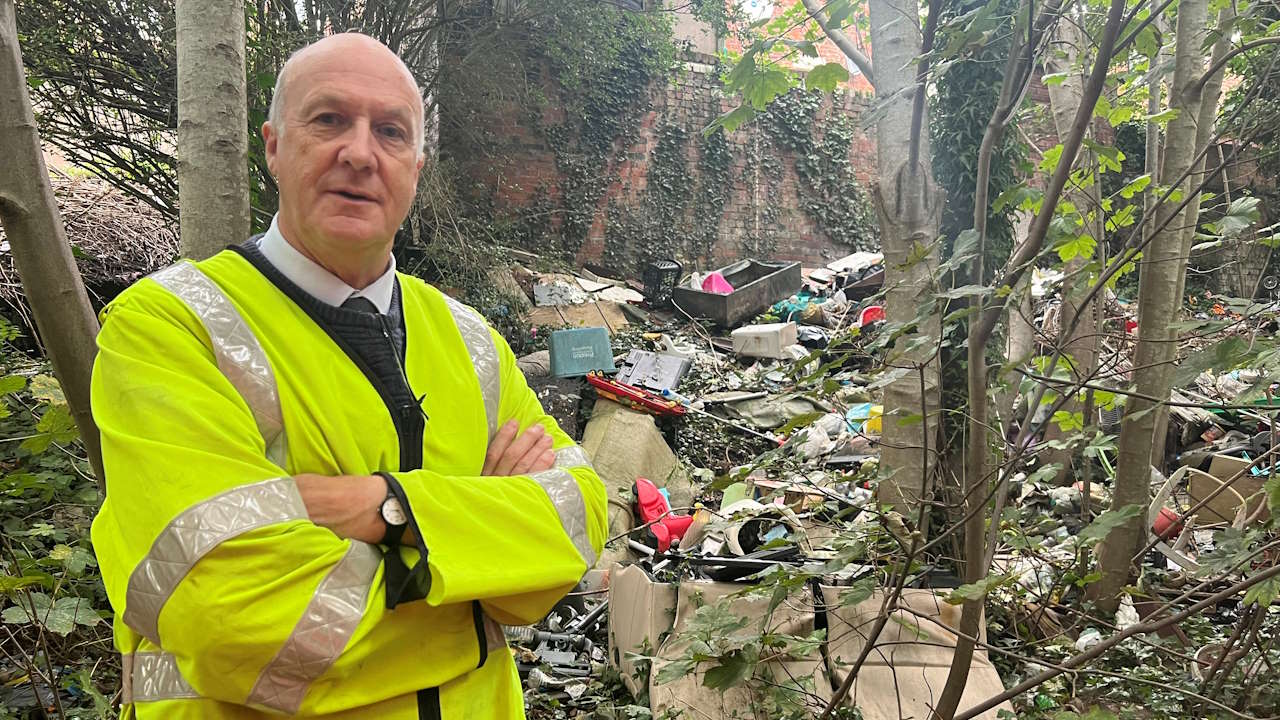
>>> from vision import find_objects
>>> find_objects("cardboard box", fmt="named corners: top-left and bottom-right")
top-left (823, 587), bottom-right (1013, 720)
top-left (607, 565), bottom-right (679, 697)
top-left (648, 580), bottom-right (830, 715)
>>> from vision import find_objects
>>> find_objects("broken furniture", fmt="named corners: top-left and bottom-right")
top-left (672, 259), bottom-right (802, 327)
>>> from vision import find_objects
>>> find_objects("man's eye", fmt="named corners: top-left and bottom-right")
top-left (314, 113), bottom-right (342, 126)
top-left (378, 125), bottom-right (407, 141)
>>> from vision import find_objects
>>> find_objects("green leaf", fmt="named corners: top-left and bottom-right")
top-left (1042, 72), bottom-right (1068, 86)
top-left (1056, 234), bottom-right (1097, 262)
top-left (1, 593), bottom-right (100, 635)
top-left (709, 104), bottom-right (757, 134)
top-left (1079, 504), bottom-right (1144, 543)
top-left (940, 229), bottom-right (980, 275)
top-left (777, 412), bottom-right (825, 435)
top-left (805, 62), bottom-right (849, 92)
top-left (1107, 105), bottom-right (1134, 126)
top-left (1028, 464), bottom-right (1064, 485)
top-left (1091, 390), bottom-right (1118, 410)
top-left (1083, 432), bottom-right (1118, 460)
top-left (22, 404), bottom-right (80, 453)
top-left (889, 614), bottom-right (930, 640)
top-left (48, 544), bottom-right (96, 576)
top-left (1266, 475), bottom-right (1280, 516)
top-left (0, 375), bottom-right (26, 396)
top-left (1135, 25), bottom-right (1159, 57)
top-left (1051, 410), bottom-right (1085, 433)
top-left (723, 50), bottom-right (758, 93)
top-left (702, 652), bottom-right (752, 690)
top-left (1171, 335), bottom-right (1260, 386)
top-left (1206, 196), bottom-right (1261, 239)
top-left (655, 658), bottom-right (696, 685)
top-left (838, 576), bottom-right (876, 607)
top-left (991, 183), bottom-right (1030, 213)
top-left (1039, 144), bottom-right (1064, 172)
top-left (744, 69), bottom-right (791, 110)
top-left (1117, 174), bottom-right (1151, 199)
top-left (946, 573), bottom-right (1014, 604)
top-left (783, 38), bottom-right (820, 57)
top-left (937, 284), bottom-right (991, 300)
top-left (1145, 108), bottom-right (1179, 123)
top-left (0, 574), bottom-right (50, 593)
top-left (1093, 96), bottom-right (1113, 120)
top-left (1243, 575), bottom-right (1280, 607)
top-left (826, 0), bottom-right (856, 26)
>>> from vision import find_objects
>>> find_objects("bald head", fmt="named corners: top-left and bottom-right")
top-left (268, 33), bottom-right (425, 158)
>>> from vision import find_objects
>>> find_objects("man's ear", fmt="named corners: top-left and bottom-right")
top-left (262, 122), bottom-right (278, 176)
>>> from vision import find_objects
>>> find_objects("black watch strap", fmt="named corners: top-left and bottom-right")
top-left (375, 472), bottom-right (432, 609)
top-left (378, 474), bottom-right (408, 547)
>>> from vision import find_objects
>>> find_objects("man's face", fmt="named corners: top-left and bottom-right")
top-left (264, 38), bottom-right (424, 260)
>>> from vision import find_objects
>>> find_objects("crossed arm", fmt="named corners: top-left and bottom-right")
top-left (295, 419), bottom-right (557, 544)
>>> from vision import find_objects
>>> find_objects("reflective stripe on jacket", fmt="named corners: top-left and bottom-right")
top-left (90, 249), bottom-right (606, 718)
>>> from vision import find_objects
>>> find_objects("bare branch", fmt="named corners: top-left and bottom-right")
top-left (800, 0), bottom-right (876, 87)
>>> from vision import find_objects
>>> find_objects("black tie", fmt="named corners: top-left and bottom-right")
top-left (341, 295), bottom-right (379, 315)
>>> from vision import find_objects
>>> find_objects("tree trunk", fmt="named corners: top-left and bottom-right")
top-left (176, 0), bottom-right (250, 259)
top-left (1149, 6), bottom-right (1232, 461)
top-left (868, 0), bottom-right (943, 516)
top-left (1042, 17), bottom-right (1101, 482)
top-left (1094, 0), bottom-right (1210, 613)
top-left (0, 0), bottom-right (105, 484)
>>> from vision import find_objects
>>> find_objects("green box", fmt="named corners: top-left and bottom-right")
top-left (549, 327), bottom-right (616, 378)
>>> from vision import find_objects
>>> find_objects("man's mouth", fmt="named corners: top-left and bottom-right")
top-left (330, 189), bottom-right (377, 203)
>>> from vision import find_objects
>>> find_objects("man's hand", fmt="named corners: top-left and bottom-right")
top-left (296, 421), bottom-right (557, 545)
top-left (482, 420), bottom-right (555, 476)
top-left (295, 473), bottom-right (386, 545)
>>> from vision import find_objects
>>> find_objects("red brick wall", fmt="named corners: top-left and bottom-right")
top-left (446, 61), bottom-right (879, 271)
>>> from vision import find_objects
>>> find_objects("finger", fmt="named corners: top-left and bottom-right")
top-left (483, 420), bottom-right (519, 475)
top-left (510, 434), bottom-right (554, 475)
top-left (494, 424), bottom-right (545, 476)
top-left (531, 448), bottom-right (555, 473)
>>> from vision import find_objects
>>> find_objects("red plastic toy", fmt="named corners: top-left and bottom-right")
top-left (632, 477), bottom-right (694, 552)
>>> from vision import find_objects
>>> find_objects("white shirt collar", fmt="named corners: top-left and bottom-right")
top-left (257, 215), bottom-right (397, 314)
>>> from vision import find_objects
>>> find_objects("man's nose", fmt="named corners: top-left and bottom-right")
top-left (337, 119), bottom-right (378, 172)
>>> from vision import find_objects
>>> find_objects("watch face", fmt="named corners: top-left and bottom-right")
top-left (381, 497), bottom-right (407, 526)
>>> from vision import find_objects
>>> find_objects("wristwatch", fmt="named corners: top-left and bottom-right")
top-left (379, 487), bottom-right (408, 546)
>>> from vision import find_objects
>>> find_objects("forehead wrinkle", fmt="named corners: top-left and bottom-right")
top-left (295, 87), bottom-right (418, 126)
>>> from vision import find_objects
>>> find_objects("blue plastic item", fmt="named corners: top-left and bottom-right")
top-left (548, 327), bottom-right (616, 378)
top-left (846, 402), bottom-right (875, 431)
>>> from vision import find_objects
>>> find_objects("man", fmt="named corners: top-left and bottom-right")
top-left (90, 33), bottom-right (606, 719)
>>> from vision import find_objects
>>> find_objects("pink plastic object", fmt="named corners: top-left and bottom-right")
top-left (701, 272), bottom-right (735, 295)
top-left (858, 305), bottom-right (885, 327)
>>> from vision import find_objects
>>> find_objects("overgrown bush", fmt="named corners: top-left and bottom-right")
top-left (0, 320), bottom-right (115, 719)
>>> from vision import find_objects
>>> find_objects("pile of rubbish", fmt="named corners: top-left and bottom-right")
top-left (499, 252), bottom-right (1280, 718)
top-left (498, 252), bottom-right (1018, 719)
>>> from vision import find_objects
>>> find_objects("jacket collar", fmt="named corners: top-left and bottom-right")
top-left (256, 214), bottom-right (396, 315)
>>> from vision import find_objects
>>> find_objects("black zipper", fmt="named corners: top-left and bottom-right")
top-left (230, 243), bottom-right (419, 467)
top-left (377, 313), bottom-right (426, 471)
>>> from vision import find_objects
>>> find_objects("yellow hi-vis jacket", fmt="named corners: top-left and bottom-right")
top-left (89, 248), bottom-right (607, 718)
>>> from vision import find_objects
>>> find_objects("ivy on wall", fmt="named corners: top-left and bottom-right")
top-left (761, 89), bottom-right (879, 252)
top-left (441, 0), bottom-right (880, 276)
top-left (602, 121), bottom-right (735, 272)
